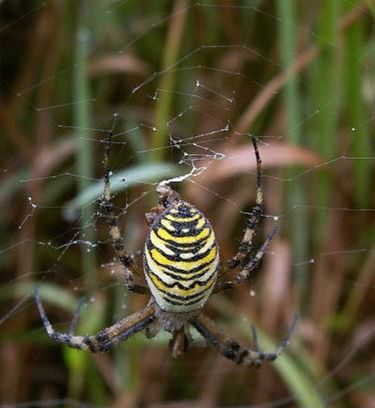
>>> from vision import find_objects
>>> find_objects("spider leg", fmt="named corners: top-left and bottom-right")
top-left (35, 287), bottom-right (156, 352)
top-left (101, 131), bottom-right (148, 294)
top-left (169, 327), bottom-right (191, 358)
top-left (226, 135), bottom-right (264, 270)
top-left (69, 296), bottom-right (86, 335)
top-left (191, 312), bottom-right (298, 368)
top-left (214, 227), bottom-right (277, 293)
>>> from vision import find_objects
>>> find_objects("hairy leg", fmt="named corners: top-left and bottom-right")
top-left (69, 296), bottom-right (86, 335)
top-left (191, 311), bottom-right (297, 367)
top-left (101, 131), bottom-right (148, 294)
top-left (226, 136), bottom-right (265, 270)
top-left (35, 287), bottom-right (156, 352)
top-left (214, 227), bottom-right (277, 293)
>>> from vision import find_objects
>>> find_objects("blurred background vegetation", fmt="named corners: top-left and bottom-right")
top-left (0, 0), bottom-right (374, 407)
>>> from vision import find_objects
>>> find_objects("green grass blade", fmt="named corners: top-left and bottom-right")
top-left (150, 1), bottom-right (188, 162)
top-left (63, 162), bottom-right (183, 219)
top-left (212, 297), bottom-right (325, 407)
top-left (344, 0), bottom-right (371, 206)
top-left (70, 1), bottom-right (96, 400)
top-left (311, 0), bottom-right (341, 246)
top-left (252, 328), bottom-right (325, 408)
top-left (0, 281), bottom-right (77, 313)
top-left (74, 1), bottom-right (96, 293)
top-left (277, 0), bottom-right (309, 305)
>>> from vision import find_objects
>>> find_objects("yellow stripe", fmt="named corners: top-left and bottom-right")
top-left (145, 249), bottom-right (217, 280)
top-left (165, 213), bottom-right (201, 223)
top-left (149, 271), bottom-right (214, 297)
top-left (160, 218), bottom-right (175, 231)
top-left (195, 217), bottom-right (205, 229)
top-left (157, 226), bottom-right (210, 243)
top-left (197, 232), bottom-right (215, 254)
top-left (149, 230), bottom-right (175, 256)
top-left (150, 246), bottom-right (217, 269)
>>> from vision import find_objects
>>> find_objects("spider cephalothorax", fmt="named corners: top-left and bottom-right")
top-left (35, 133), bottom-right (296, 367)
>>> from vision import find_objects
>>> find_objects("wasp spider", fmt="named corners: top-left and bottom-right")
top-left (36, 133), bottom-right (297, 368)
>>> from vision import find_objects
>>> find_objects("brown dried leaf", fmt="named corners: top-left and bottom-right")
top-left (261, 239), bottom-right (292, 328)
top-left (196, 142), bottom-right (322, 184)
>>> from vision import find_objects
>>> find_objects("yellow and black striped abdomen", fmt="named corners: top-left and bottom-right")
top-left (143, 201), bottom-right (220, 313)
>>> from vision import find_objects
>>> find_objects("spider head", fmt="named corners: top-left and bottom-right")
top-left (156, 182), bottom-right (180, 207)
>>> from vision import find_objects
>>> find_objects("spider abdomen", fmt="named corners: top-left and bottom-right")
top-left (143, 200), bottom-right (220, 313)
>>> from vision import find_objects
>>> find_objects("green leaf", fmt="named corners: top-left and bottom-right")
top-left (63, 162), bottom-right (183, 220)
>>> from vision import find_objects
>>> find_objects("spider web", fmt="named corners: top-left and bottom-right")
top-left (0, 1), bottom-right (374, 407)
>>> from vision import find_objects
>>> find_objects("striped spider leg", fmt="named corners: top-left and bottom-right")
top-left (214, 135), bottom-right (276, 293)
top-left (101, 130), bottom-right (149, 294)
top-left (191, 312), bottom-right (298, 368)
top-left (214, 227), bottom-right (277, 293)
top-left (35, 287), bottom-right (157, 352)
top-left (226, 135), bottom-right (264, 270)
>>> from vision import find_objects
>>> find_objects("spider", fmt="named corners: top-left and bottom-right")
top-left (35, 133), bottom-right (297, 368)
